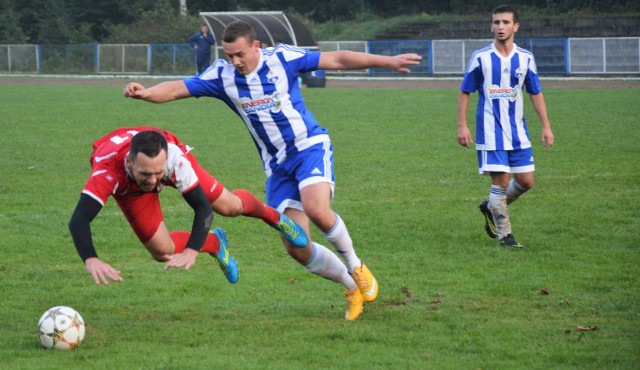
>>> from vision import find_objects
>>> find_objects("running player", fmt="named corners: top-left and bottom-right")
top-left (69, 127), bottom-right (308, 285)
top-left (123, 21), bottom-right (422, 320)
top-left (457, 4), bottom-right (555, 248)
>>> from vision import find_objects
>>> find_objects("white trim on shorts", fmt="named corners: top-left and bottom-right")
top-left (478, 149), bottom-right (535, 175)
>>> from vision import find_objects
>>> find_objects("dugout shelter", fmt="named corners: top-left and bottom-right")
top-left (199, 11), bottom-right (319, 58)
top-left (199, 11), bottom-right (325, 87)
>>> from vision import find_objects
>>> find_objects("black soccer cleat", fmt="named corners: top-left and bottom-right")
top-left (499, 234), bottom-right (525, 249)
top-left (479, 200), bottom-right (498, 239)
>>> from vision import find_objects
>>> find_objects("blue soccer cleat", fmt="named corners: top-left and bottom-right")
top-left (273, 213), bottom-right (308, 248)
top-left (211, 228), bottom-right (238, 284)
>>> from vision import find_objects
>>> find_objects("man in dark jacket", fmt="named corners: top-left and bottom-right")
top-left (188, 25), bottom-right (215, 74)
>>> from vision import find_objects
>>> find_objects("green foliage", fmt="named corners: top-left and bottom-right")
top-left (309, 10), bottom-right (640, 40)
top-left (0, 0), bottom-right (26, 43)
top-left (1, 0), bottom-right (638, 44)
top-left (103, 0), bottom-right (201, 43)
top-left (33, 0), bottom-right (73, 43)
top-left (312, 13), bottom-right (440, 41)
top-left (0, 79), bottom-right (638, 368)
top-left (104, 13), bottom-right (201, 44)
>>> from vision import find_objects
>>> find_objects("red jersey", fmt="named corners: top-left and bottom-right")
top-left (83, 127), bottom-right (199, 206)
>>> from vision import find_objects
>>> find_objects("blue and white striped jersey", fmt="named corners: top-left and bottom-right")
top-left (460, 42), bottom-right (542, 151)
top-left (184, 45), bottom-right (329, 177)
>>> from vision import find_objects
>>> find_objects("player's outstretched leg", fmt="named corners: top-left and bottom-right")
top-left (273, 213), bottom-right (308, 248)
top-left (210, 228), bottom-right (239, 283)
top-left (231, 189), bottom-right (308, 247)
top-left (479, 200), bottom-right (498, 239)
top-left (351, 263), bottom-right (378, 302)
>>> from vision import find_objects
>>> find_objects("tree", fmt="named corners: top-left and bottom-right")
top-left (0, 0), bottom-right (26, 43)
top-left (105, 0), bottom-right (200, 43)
top-left (1, 0), bottom-right (638, 44)
top-left (368, 0), bottom-right (452, 17)
top-left (35, 0), bottom-right (78, 43)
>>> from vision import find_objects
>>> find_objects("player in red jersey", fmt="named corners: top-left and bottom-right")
top-left (68, 127), bottom-right (308, 285)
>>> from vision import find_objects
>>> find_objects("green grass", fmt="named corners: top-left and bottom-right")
top-left (0, 81), bottom-right (638, 369)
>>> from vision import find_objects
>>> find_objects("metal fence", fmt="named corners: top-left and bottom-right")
top-left (1, 37), bottom-right (638, 76)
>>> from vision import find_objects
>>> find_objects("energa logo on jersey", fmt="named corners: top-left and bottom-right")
top-left (240, 93), bottom-right (282, 115)
top-left (487, 85), bottom-right (518, 101)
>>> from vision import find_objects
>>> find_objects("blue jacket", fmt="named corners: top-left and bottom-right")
top-left (188, 32), bottom-right (215, 55)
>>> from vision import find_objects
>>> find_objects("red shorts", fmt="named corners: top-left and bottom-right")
top-left (115, 153), bottom-right (224, 243)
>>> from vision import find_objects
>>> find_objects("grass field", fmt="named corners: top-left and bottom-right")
top-left (0, 80), bottom-right (638, 369)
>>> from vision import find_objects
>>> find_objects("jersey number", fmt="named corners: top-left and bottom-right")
top-left (109, 131), bottom-right (139, 145)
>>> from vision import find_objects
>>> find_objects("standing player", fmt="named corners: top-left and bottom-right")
top-left (123, 21), bottom-right (422, 320)
top-left (69, 127), bottom-right (308, 285)
top-left (457, 4), bottom-right (554, 248)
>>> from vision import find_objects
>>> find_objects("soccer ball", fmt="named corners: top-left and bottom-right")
top-left (37, 306), bottom-right (85, 350)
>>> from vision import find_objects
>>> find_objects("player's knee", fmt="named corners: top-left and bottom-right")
top-left (517, 178), bottom-right (534, 190)
top-left (304, 207), bottom-right (331, 227)
top-left (150, 252), bottom-right (169, 262)
top-left (213, 203), bottom-right (242, 217)
top-left (212, 192), bottom-right (244, 217)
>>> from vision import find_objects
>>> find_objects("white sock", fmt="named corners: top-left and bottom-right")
top-left (305, 242), bottom-right (357, 291)
top-left (321, 213), bottom-right (361, 273)
top-left (489, 185), bottom-right (511, 238)
top-left (506, 179), bottom-right (528, 205)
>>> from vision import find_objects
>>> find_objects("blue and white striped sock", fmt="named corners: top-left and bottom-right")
top-left (506, 179), bottom-right (528, 205)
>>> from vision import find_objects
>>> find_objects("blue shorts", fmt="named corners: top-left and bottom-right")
top-left (265, 141), bottom-right (335, 213)
top-left (477, 148), bottom-right (535, 175)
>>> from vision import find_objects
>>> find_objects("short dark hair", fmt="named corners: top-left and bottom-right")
top-left (129, 130), bottom-right (168, 160)
top-left (492, 4), bottom-right (519, 23)
top-left (222, 21), bottom-right (257, 43)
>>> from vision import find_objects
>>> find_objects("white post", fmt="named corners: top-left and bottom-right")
top-left (602, 38), bottom-right (606, 73)
top-left (179, 0), bottom-right (187, 17)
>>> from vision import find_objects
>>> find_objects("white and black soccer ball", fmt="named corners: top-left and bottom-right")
top-left (37, 306), bottom-right (85, 350)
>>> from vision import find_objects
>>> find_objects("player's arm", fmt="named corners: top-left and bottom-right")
top-left (529, 92), bottom-right (555, 148)
top-left (163, 185), bottom-right (214, 270)
top-left (318, 50), bottom-right (422, 74)
top-left (188, 34), bottom-right (197, 47)
top-left (68, 194), bottom-right (122, 285)
top-left (123, 80), bottom-right (192, 103)
top-left (182, 184), bottom-right (214, 251)
top-left (457, 91), bottom-right (473, 148)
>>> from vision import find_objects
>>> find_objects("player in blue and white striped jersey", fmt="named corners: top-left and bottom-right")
top-left (124, 21), bottom-right (422, 320)
top-left (457, 4), bottom-right (554, 248)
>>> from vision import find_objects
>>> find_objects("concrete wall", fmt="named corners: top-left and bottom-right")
top-left (377, 16), bottom-right (640, 40)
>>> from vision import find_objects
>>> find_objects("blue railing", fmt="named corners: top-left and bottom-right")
top-left (1, 38), bottom-right (639, 76)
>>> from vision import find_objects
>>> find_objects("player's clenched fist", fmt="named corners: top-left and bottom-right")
top-left (123, 82), bottom-right (146, 99)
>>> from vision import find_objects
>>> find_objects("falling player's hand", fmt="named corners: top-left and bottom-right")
top-left (164, 248), bottom-right (199, 271)
top-left (85, 257), bottom-right (122, 285)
